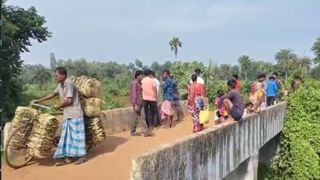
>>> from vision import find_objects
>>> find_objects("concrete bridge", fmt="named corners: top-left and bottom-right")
top-left (129, 102), bottom-right (287, 180)
top-left (3, 102), bottom-right (287, 180)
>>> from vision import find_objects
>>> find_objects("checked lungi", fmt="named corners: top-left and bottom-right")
top-left (54, 117), bottom-right (87, 159)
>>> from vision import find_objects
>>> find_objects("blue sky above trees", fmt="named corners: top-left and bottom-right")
top-left (9, 0), bottom-right (320, 66)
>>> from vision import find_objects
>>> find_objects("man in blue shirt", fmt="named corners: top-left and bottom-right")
top-left (266, 75), bottom-right (278, 106)
top-left (161, 70), bottom-right (175, 127)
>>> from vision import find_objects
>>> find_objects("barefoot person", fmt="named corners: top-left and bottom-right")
top-left (220, 79), bottom-right (244, 121)
top-left (33, 67), bottom-right (87, 166)
top-left (187, 74), bottom-right (205, 132)
top-left (160, 70), bottom-right (175, 128)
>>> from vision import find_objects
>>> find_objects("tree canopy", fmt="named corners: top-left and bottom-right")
top-left (169, 37), bottom-right (182, 60)
top-left (1, 2), bottom-right (51, 122)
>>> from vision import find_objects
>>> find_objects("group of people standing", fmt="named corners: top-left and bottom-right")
top-left (129, 69), bottom-right (184, 137)
top-left (129, 67), bottom-right (297, 136)
top-left (246, 72), bottom-right (283, 114)
top-left (129, 68), bottom-right (247, 134)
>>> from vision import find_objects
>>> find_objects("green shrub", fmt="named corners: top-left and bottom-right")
top-left (266, 80), bottom-right (320, 179)
top-left (103, 94), bottom-right (122, 110)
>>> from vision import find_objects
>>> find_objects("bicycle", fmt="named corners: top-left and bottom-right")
top-left (4, 102), bottom-right (62, 169)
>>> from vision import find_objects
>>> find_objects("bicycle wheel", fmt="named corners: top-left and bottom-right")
top-left (4, 124), bottom-right (34, 169)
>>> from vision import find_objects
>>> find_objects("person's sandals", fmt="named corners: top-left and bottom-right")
top-left (55, 158), bottom-right (74, 166)
top-left (74, 157), bottom-right (88, 165)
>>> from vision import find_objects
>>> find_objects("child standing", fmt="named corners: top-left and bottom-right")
top-left (214, 90), bottom-right (228, 123)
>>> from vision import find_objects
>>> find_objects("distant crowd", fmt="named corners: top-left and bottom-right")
top-left (129, 68), bottom-right (302, 135)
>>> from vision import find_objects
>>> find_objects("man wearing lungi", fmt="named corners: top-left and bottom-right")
top-left (33, 67), bottom-right (87, 166)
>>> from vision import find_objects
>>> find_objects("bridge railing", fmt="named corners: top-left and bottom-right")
top-left (130, 102), bottom-right (287, 180)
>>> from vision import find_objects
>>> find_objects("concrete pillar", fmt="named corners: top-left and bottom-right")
top-left (244, 153), bottom-right (259, 180)
top-left (223, 152), bottom-right (259, 180)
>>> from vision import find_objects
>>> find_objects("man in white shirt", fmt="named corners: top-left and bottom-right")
top-left (151, 71), bottom-right (161, 98)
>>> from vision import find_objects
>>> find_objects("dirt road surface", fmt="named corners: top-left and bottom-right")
top-left (3, 114), bottom-right (219, 180)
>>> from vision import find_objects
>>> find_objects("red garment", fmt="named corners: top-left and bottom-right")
top-left (236, 80), bottom-right (241, 92)
top-left (187, 83), bottom-right (204, 109)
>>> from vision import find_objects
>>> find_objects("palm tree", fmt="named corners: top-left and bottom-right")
top-left (311, 37), bottom-right (320, 65)
top-left (298, 56), bottom-right (312, 76)
top-left (32, 67), bottom-right (52, 90)
top-left (169, 37), bottom-right (182, 60)
top-left (275, 49), bottom-right (298, 80)
top-left (238, 55), bottom-right (252, 81)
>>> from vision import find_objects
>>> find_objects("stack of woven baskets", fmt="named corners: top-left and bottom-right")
top-left (11, 107), bottom-right (59, 158)
top-left (10, 107), bottom-right (39, 150)
top-left (71, 75), bottom-right (106, 146)
top-left (27, 113), bottom-right (59, 158)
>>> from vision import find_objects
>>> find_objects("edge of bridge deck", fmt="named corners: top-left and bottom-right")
top-left (130, 102), bottom-right (287, 180)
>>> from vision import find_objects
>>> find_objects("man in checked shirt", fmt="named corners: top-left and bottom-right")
top-left (129, 70), bottom-right (151, 137)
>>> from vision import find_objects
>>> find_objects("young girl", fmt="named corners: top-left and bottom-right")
top-left (243, 102), bottom-right (254, 117)
top-left (214, 90), bottom-right (228, 123)
top-left (187, 74), bottom-right (205, 132)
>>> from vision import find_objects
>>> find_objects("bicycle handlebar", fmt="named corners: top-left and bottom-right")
top-left (30, 102), bottom-right (52, 110)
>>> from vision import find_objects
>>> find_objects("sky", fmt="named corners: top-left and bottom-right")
top-left (7, 0), bottom-right (320, 66)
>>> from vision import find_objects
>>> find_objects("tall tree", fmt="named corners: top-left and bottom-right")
top-left (32, 67), bottom-right (52, 90)
top-left (311, 37), bottom-right (320, 65)
top-left (238, 55), bottom-right (252, 81)
top-left (297, 56), bottom-right (312, 77)
top-left (50, 52), bottom-right (57, 70)
top-left (135, 59), bottom-right (143, 69)
top-left (169, 37), bottom-right (182, 60)
top-left (1, 2), bottom-right (51, 122)
top-left (220, 64), bottom-right (232, 80)
top-left (275, 49), bottom-right (298, 80)
top-left (231, 65), bottom-right (240, 76)
top-left (127, 62), bottom-right (137, 73)
top-left (311, 65), bottom-right (320, 80)
top-left (150, 61), bottom-right (161, 76)
top-left (162, 61), bottom-right (173, 71)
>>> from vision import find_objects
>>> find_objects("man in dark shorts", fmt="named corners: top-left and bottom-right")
top-left (220, 79), bottom-right (244, 121)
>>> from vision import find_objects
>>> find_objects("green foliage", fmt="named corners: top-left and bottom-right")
top-left (1, 2), bottom-right (51, 122)
top-left (206, 80), bottom-right (227, 103)
top-left (102, 94), bottom-right (122, 110)
top-left (238, 55), bottom-right (252, 80)
top-left (275, 49), bottom-right (298, 80)
top-left (266, 80), bottom-right (320, 179)
top-left (171, 61), bottom-right (206, 97)
top-left (311, 65), bottom-right (320, 80)
top-left (311, 37), bottom-right (320, 65)
top-left (31, 66), bottom-right (52, 89)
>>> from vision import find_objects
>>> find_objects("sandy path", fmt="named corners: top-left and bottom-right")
top-left (3, 114), bottom-right (216, 180)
